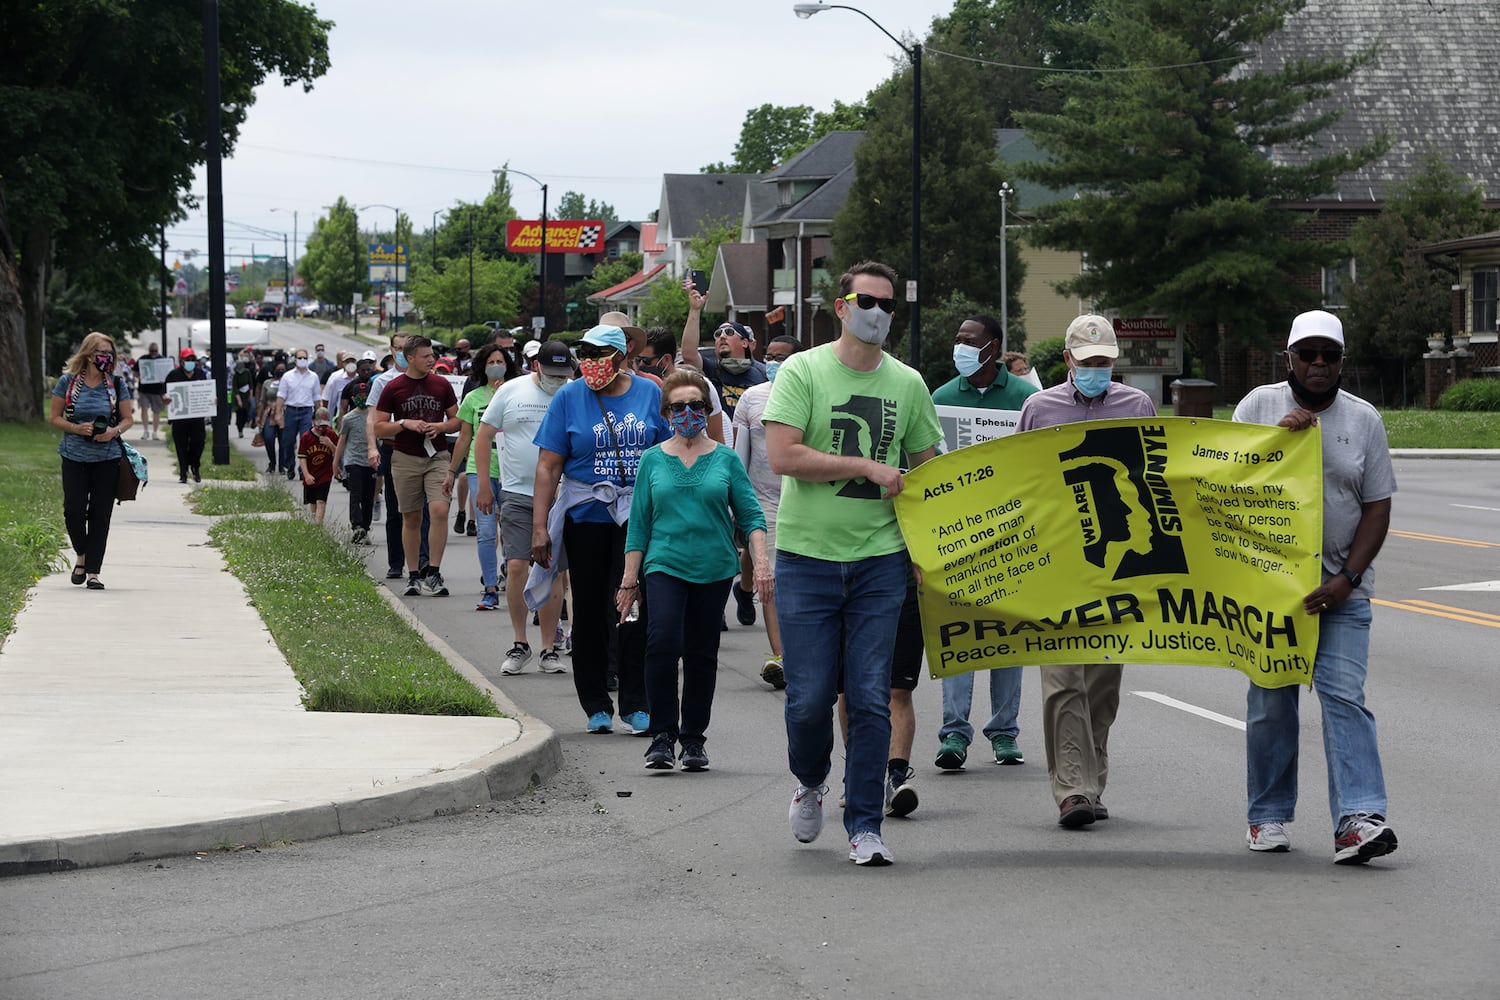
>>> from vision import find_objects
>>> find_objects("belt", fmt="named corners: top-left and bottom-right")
top-left (287, 404), bottom-right (314, 409)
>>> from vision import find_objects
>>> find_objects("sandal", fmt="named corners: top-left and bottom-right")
top-left (85, 577), bottom-right (105, 590)
top-left (71, 565), bottom-right (87, 585)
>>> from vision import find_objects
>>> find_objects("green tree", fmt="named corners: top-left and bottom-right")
top-left (565, 251), bottom-right (643, 324)
top-left (429, 172), bottom-right (521, 266)
top-left (703, 100), bottom-right (870, 173)
top-left (0, 0), bottom-right (331, 418)
top-left (300, 198), bottom-right (364, 312)
top-left (638, 219), bottom-right (739, 331)
top-left (1015, 0), bottom-right (1387, 384)
top-left (831, 54), bottom-right (1025, 381)
top-left (553, 191), bottom-right (619, 227)
top-left (1344, 151), bottom-right (1497, 402)
top-left (408, 255), bottom-right (531, 329)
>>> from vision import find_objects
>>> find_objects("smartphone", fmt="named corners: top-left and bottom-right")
top-left (690, 269), bottom-right (708, 295)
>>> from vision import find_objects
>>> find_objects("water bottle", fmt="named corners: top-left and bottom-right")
top-left (624, 599), bottom-right (639, 623)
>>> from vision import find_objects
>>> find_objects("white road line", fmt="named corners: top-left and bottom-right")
top-left (1422, 581), bottom-right (1500, 592)
top-left (1452, 504), bottom-right (1500, 513)
top-left (1131, 690), bottom-right (1245, 731)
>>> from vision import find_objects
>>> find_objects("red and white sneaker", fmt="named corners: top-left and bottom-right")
top-left (1334, 814), bottom-right (1398, 865)
top-left (1247, 822), bottom-right (1291, 852)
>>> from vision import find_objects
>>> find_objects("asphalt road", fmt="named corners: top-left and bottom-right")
top-left (140, 316), bottom-right (378, 364)
top-left (2, 456), bottom-right (1496, 999)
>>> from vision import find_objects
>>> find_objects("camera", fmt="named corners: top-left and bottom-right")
top-left (90, 416), bottom-right (109, 438)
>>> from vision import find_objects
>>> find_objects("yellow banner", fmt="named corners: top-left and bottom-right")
top-left (894, 417), bottom-right (1323, 689)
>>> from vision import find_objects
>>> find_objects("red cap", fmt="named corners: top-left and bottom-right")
top-left (180, 347), bottom-right (196, 359)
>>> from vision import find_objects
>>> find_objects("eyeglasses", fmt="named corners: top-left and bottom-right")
top-left (668, 400), bottom-right (708, 414)
top-left (576, 346), bottom-right (615, 360)
top-left (843, 292), bottom-right (897, 314)
top-left (765, 353), bottom-right (795, 363)
top-left (1290, 346), bottom-right (1343, 364)
top-left (632, 355), bottom-right (665, 368)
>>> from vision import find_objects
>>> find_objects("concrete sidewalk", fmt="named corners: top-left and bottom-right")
top-left (0, 435), bottom-right (559, 875)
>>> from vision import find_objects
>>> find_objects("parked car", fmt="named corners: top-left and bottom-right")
top-left (224, 304), bottom-right (236, 318)
top-left (254, 303), bottom-right (280, 321)
top-left (298, 301), bottom-right (322, 318)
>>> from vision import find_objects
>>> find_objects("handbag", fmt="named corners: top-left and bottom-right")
top-left (116, 442), bottom-right (148, 504)
top-left (252, 429), bottom-right (265, 448)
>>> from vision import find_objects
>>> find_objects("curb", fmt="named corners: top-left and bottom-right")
top-left (1389, 449), bottom-right (1500, 460)
top-left (0, 470), bottom-right (562, 878)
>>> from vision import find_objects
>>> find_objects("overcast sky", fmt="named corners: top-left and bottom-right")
top-left (167, 0), bottom-right (958, 265)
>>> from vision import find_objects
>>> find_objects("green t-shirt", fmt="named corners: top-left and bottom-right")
top-left (457, 384), bottom-right (501, 477)
top-left (762, 344), bottom-right (942, 561)
top-left (624, 444), bottom-right (766, 583)
top-left (929, 370), bottom-right (1038, 410)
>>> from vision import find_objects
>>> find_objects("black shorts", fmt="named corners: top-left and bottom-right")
top-left (835, 561), bottom-right (923, 693)
top-left (304, 481), bottom-right (331, 505)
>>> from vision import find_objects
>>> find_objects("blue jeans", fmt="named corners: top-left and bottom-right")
top-left (280, 405), bottom-right (313, 472)
top-left (644, 573), bottom-right (733, 742)
top-left (939, 667), bottom-right (1022, 744)
top-left (1246, 598), bottom-right (1387, 828)
top-left (777, 549), bottom-right (907, 840)
top-left (466, 472), bottom-right (501, 588)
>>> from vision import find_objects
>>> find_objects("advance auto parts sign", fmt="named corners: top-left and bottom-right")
top-left (505, 220), bottom-right (606, 253)
top-left (894, 417), bottom-right (1323, 689)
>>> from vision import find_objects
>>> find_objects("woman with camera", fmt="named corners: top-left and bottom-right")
top-left (48, 331), bottom-right (135, 590)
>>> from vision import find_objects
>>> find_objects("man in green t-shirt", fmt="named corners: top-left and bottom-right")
top-left (764, 260), bottom-right (942, 868)
top-left (928, 315), bottom-right (1037, 773)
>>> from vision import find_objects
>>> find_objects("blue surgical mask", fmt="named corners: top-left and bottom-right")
top-left (953, 344), bottom-right (986, 378)
top-left (764, 360), bottom-right (781, 383)
top-left (1072, 365), bottom-right (1113, 398)
top-left (394, 351), bottom-right (408, 370)
top-left (184, 361), bottom-right (197, 373)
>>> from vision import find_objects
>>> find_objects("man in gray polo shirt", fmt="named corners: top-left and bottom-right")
top-left (1234, 309), bottom-right (1397, 865)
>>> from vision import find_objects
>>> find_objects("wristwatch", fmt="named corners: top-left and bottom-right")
top-left (1338, 567), bottom-right (1363, 588)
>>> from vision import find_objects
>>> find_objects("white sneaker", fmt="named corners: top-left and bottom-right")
top-left (1333, 813), bottom-right (1398, 865)
top-left (789, 784), bottom-right (826, 844)
top-left (1247, 822), bottom-right (1291, 852)
top-left (537, 648), bottom-right (566, 673)
top-left (501, 642), bottom-right (532, 675)
top-left (849, 830), bottom-right (894, 866)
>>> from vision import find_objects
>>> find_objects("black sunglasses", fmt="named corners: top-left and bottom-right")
top-left (1290, 346), bottom-right (1343, 364)
top-left (843, 292), bottom-right (897, 314)
top-left (576, 346), bottom-right (616, 360)
top-left (668, 400), bottom-right (708, 414)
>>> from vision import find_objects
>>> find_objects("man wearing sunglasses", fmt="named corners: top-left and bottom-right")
top-left (681, 282), bottom-right (766, 419)
top-left (764, 260), bottom-right (943, 868)
top-left (1233, 309), bottom-right (1398, 865)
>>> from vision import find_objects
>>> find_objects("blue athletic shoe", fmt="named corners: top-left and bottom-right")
top-left (586, 711), bottom-right (612, 734)
top-left (475, 590), bottom-right (500, 611)
top-left (619, 711), bottom-right (650, 736)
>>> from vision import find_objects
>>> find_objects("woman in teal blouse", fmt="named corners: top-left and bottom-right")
top-left (619, 369), bottom-right (772, 771)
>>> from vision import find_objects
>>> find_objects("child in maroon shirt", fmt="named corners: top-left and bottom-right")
top-left (298, 409), bottom-right (339, 525)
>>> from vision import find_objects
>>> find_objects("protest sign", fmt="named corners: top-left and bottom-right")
top-left (165, 380), bottom-right (219, 420)
top-left (935, 404), bottom-right (1022, 454)
top-left (895, 417), bottom-right (1323, 689)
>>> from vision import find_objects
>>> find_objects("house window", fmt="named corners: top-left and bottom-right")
top-left (1473, 268), bottom-right (1498, 334)
top-left (1322, 259), bottom-right (1355, 311)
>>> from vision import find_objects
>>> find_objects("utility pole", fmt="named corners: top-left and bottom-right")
top-left (203, 0), bottom-right (229, 465)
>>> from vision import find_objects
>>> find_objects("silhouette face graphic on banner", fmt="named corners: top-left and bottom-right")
top-left (1059, 425), bottom-right (1188, 580)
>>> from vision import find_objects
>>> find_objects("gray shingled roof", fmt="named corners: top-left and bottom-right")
top-left (659, 174), bottom-right (758, 242)
top-left (765, 131), bottom-right (866, 181)
top-left (1248, 0), bottom-right (1500, 203)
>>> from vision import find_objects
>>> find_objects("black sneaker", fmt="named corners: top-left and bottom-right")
top-left (679, 740), bottom-right (710, 772)
top-left (454, 510), bottom-right (466, 534)
top-left (386, 567), bottom-right (404, 580)
top-left (644, 733), bottom-right (676, 769)
top-left (422, 569), bottom-right (449, 596)
top-left (403, 575), bottom-right (422, 596)
top-left (884, 766), bottom-right (919, 817)
top-left (734, 582), bottom-right (756, 625)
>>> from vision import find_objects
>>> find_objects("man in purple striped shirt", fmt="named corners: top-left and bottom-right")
top-left (1016, 315), bottom-right (1157, 829)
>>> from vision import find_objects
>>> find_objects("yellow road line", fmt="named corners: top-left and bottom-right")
top-left (1405, 599), bottom-right (1500, 624)
top-left (1374, 599), bottom-right (1500, 629)
top-left (1389, 529), bottom-right (1500, 549)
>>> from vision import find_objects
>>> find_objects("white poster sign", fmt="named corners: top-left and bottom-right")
top-left (166, 380), bottom-right (219, 420)
top-left (935, 404), bottom-right (1023, 455)
top-left (138, 357), bottom-right (175, 384)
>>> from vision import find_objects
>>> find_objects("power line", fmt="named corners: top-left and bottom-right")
top-left (925, 45), bottom-right (1242, 74)
top-left (240, 143), bottom-right (661, 183)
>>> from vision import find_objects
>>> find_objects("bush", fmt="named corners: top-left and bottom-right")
top-left (460, 323), bottom-right (492, 343)
top-left (1436, 378), bottom-right (1500, 411)
top-left (1029, 335), bottom-right (1069, 389)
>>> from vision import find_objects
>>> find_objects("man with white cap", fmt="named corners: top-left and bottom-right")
top-left (1233, 309), bottom-right (1398, 865)
top-left (522, 337), bottom-right (542, 372)
top-left (1016, 314), bottom-right (1157, 829)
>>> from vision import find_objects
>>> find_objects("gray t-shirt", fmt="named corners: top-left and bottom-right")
top-left (1233, 383), bottom-right (1396, 599)
top-left (53, 373), bottom-right (132, 463)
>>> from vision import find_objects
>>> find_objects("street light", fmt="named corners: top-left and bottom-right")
top-left (494, 167), bottom-right (549, 334)
top-left (998, 183), bottom-right (1013, 355)
top-left (794, 2), bottom-right (922, 370)
top-left (361, 203), bottom-right (402, 331)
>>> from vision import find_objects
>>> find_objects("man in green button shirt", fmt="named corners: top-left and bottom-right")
top-left (928, 315), bottom-right (1037, 773)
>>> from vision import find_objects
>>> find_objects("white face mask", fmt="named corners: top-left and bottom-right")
top-left (844, 303), bottom-right (892, 345)
top-left (295, 357), bottom-right (310, 370)
top-left (344, 361), bottom-right (357, 375)
top-left (537, 373), bottom-right (568, 395)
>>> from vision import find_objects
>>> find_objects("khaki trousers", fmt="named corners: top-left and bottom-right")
top-left (1040, 663), bottom-right (1123, 806)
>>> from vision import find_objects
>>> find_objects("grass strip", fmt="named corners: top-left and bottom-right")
top-left (208, 515), bottom-right (500, 716)
top-left (188, 484), bottom-right (295, 516)
top-left (1209, 406), bottom-right (1496, 448)
top-left (163, 426), bottom-right (258, 481)
top-left (0, 423), bottom-right (67, 641)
